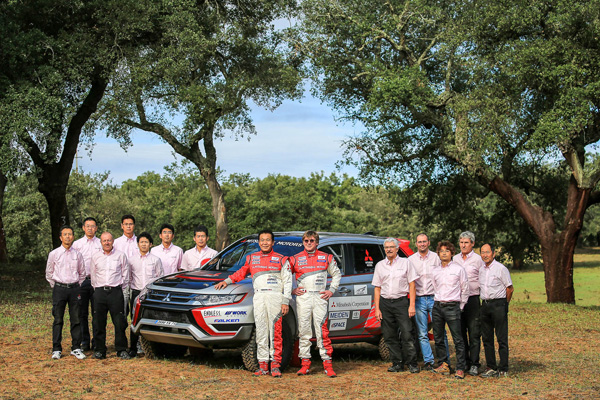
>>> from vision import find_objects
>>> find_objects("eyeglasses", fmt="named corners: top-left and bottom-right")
top-left (303, 239), bottom-right (316, 243)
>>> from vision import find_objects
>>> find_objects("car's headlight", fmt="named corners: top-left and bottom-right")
top-left (193, 294), bottom-right (244, 306)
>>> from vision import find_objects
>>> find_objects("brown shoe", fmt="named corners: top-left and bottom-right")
top-left (434, 362), bottom-right (450, 375)
top-left (455, 370), bottom-right (465, 379)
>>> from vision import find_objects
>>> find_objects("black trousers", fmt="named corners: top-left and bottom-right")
top-left (380, 296), bottom-right (417, 367)
top-left (480, 298), bottom-right (509, 372)
top-left (51, 284), bottom-right (81, 351)
top-left (79, 277), bottom-right (94, 347)
top-left (92, 286), bottom-right (128, 353)
top-left (128, 289), bottom-right (141, 351)
top-left (432, 301), bottom-right (466, 371)
top-left (461, 294), bottom-right (481, 367)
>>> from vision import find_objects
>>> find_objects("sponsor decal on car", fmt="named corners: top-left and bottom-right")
top-left (154, 320), bottom-right (176, 326)
top-left (329, 311), bottom-right (350, 319)
top-left (203, 310), bottom-right (221, 317)
top-left (225, 311), bottom-right (247, 315)
top-left (329, 320), bottom-right (347, 331)
top-left (354, 284), bottom-right (367, 295)
top-left (214, 318), bottom-right (240, 323)
top-left (352, 311), bottom-right (361, 320)
top-left (328, 295), bottom-right (372, 310)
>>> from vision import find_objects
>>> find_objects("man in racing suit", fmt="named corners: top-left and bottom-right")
top-left (289, 230), bottom-right (341, 377)
top-left (215, 229), bottom-right (292, 378)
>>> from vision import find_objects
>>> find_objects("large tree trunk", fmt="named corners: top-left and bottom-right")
top-left (202, 169), bottom-right (230, 251)
top-left (488, 175), bottom-right (587, 304)
top-left (0, 171), bottom-right (7, 263)
top-left (37, 167), bottom-right (70, 249)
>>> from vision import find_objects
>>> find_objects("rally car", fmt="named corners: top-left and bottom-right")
top-left (131, 232), bottom-right (414, 370)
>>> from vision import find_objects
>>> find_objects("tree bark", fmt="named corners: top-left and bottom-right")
top-left (487, 175), bottom-right (587, 304)
top-left (201, 168), bottom-right (230, 251)
top-left (0, 171), bottom-right (7, 263)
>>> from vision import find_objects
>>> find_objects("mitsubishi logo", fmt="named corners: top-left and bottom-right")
top-left (163, 293), bottom-right (171, 302)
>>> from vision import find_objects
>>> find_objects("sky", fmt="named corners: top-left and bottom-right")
top-left (76, 94), bottom-right (361, 185)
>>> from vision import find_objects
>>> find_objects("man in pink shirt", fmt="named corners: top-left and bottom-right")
top-left (72, 217), bottom-right (102, 352)
top-left (453, 231), bottom-right (485, 376)
top-left (127, 232), bottom-right (163, 357)
top-left (90, 232), bottom-right (131, 360)
top-left (372, 237), bottom-right (420, 374)
top-left (432, 240), bottom-right (469, 379)
top-left (151, 223), bottom-right (183, 275)
top-left (479, 244), bottom-right (514, 378)
top-left (181, 225), bottom-right (218, 271)
top-left (113, 214), bottom-right (138, 259)
top-left (45, 225), bottom-right (86, 360)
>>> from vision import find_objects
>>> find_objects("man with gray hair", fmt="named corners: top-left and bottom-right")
top-left (372, 237), bottom-right (420, 373)
top-left (453, 231), bottom-right (485, 376)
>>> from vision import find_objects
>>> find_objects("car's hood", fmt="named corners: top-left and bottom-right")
top-left (150, 269), bottom-right (248, 292)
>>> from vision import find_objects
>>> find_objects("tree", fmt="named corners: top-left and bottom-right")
top-left (102, 0), bottom-right (302, 250)
top-left (0, 0), bottom-right (159, 248)
top-left (297, 0), bottom-right (600, 303)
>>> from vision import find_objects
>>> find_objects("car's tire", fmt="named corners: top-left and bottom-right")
top-left (241, 321), bottom-right (294, 371)
top-left (379, 336), bottom-right (390, 362)
top-left (140, 335), bottom-right (188, 359)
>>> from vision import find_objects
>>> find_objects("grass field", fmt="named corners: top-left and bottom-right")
top-left (1, 249), bottom-right (599, 399)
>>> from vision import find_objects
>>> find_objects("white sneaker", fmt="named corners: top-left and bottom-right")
top-left (70, 349), bottom-right (86, 360)
top-left (137, 341), bottom-right (144, 355)
top-left (51, 351), bottom-right (61, 360)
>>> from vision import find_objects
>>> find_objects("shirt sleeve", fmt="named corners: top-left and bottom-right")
top-left (371, 261), bottom-right (382, 287)
top-left (327, 255), bottom-right (342, 293)
top-left (281, 258), bottom-right (292, 306)
top-left (155, 257), bottom-right (164, 279)
top-left (76, 251), bottom-right (86, 284)
top-left (122, 254), bottom-right (131, 289)
top-left (459, 267), bottom-right (470, 310)
top-left (176, 248), bottom-right (183, 269)
top-left (45, 250), bottom-right (56, 287)
top-left (501, 265), bottom-right (513, 288)
top-left (180, 251), bottom-right (190, 270)
top-left (406, 259), bottom-right (420, 283)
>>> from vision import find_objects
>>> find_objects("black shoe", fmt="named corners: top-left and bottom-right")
top-left (127, 348), bottom-right (137, 358)
top-left (81, 343), bottom-right (91, 352)
top-left (468, 365), bottom-right (479, 376)
top-left (93, 351), bottom-right (106, 360)
top-left (387, 364), bottom-right (404, 372)
top-left (409, 364), bottom-right (420, 374)
top-left (117, 350), bottom-right (131, 360)
top-left (423, 363), bottom-right (434, 372)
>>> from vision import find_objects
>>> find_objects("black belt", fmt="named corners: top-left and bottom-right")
top-left (481, 298), bottom-right (506, 304)
top-left (100, 285), bottom-right (122, 292)
top-left (381, 296), bottom-right (408, 302)
top-left (55, 282), bottom-right (79, 289)
top-left (434, 301), bottom-right (459, 307)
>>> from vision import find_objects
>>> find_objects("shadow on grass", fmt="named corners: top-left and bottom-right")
top-left (511, 358), bottom-right (546, 374)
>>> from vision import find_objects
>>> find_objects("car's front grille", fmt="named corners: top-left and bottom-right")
top-left (142, 309), bottom-right (191, 324)
top-left (147, 289), bottom-right (197, 304)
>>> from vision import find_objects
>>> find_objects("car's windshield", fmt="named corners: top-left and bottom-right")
top-left (202, 237), bottom-right (303, 272)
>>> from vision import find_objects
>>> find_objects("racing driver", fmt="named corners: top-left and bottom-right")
top-left (215, 229), bottom-right (292, 378)
top-left (289, 230), bottom-right (341, 377)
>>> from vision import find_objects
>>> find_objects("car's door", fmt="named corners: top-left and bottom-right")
top-left (325, 241), bottom-right (385, 338)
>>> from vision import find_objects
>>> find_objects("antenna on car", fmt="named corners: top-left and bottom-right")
top-left (363, 231), bottom-right (375, 235)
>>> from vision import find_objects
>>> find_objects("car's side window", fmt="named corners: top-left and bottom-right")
top-left (350, 243), bottom-right (385, 275)
top-left (319, 244), bottom-right (344, 274)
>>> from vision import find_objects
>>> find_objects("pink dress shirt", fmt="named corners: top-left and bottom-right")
top-left (452, 251), bottom-right (484, 296)
top-left (129, 252), bottom-right (164, 291)
top-left (432, 261), bottom-right (470, 310)
top-left (90, 248), bottom-right (130, 289)
top-left (151, 243), bottom-right (183, 275)
top-left (372, 256), bottom-right (419, 299)
top-left (72, 236), bottom-right (102, 276)
top-left (479, 260), bottom-right (513, 300)
top-left (45, 245), bottom-right (86, 287)
top-left (180, 246), bottom-right (218, 271)
top-left (113, 234), bottom-right (139, 260)
top-left (408, 250), bottom-right (441, 296)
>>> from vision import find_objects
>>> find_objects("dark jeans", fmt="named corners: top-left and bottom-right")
top-left (79, 277), bottom-right (94, 348)
top-left (380, 296), bottom-right (417, 367)
top-left (51, 284), bottom-right (81, 351)
top-left (128, 289), bottom-right (141, 352)
top-left (92, 286), bottom-right (128, 354)
top-left (461, 294), bottom-right (481, 368)
top-left (480, 298), bottom-right (509, 372)
top-left (432, 301), bottom-right (466, 371)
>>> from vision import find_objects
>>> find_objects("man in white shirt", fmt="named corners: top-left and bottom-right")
top-left (72, 217), bottom-right (102, 351)
top-left (181, 225), bottom-right (218, 271)
top-left (151, 223), bottom-right (183, 275)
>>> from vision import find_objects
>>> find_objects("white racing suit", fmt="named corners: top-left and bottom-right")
top-left (290, 250), bottom-right (341, 360)
top-left (225, 250), bottom-right (292, 366)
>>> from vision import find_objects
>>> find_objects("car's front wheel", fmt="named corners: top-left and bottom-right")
top-left (378, 336), bottom-right (390, 362)
top-left (241, 321), bottom-right (294, 371)
top-left (140, 336), bottom-right (188, 359)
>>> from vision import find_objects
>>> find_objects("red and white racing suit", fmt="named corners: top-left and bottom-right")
top-left (225, 250), bottom-right (292, 366)
top-left (289, 250), bottom-right (341, 361)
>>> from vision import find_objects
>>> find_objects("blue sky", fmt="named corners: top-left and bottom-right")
top-left (77, 94), bottom-right (361, 184)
